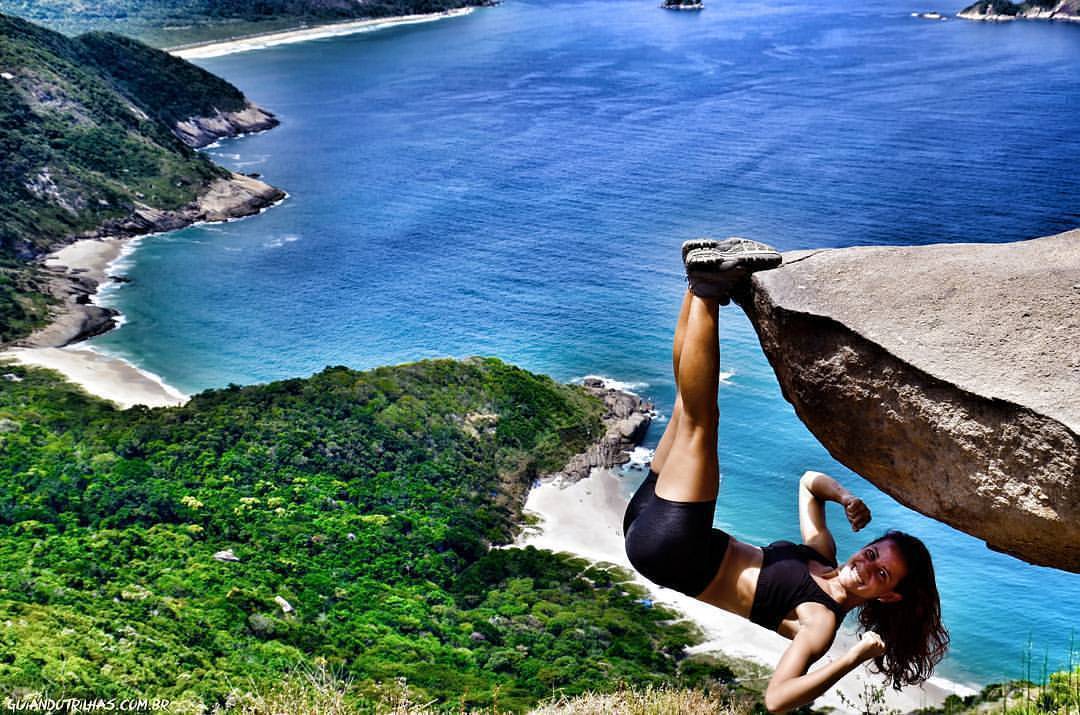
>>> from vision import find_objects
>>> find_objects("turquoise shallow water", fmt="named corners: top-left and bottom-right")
top-left (91, 0), bottom-right (1080, 687)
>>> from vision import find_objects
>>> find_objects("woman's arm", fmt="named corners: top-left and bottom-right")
top-left (765, 628), bottom-right (887, 713)
top-left (799, 470), bottom-right (871, 562)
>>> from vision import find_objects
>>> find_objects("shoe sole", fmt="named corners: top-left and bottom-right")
top-left (682, 237), bottom-right (782, 266)
top-left (681, 238), bottom-right (722, 262)
top-left (684, 246), bottom-right (782, 273)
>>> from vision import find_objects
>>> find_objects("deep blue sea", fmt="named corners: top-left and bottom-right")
top-left (90, 0), bottom-right (1080, 687)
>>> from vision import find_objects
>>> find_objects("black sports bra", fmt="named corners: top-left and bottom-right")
top-left (749, 540), bottom-right (847, 632)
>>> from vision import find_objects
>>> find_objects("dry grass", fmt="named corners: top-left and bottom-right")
top-left (528, 685), bottom-right (747, 715)
top-left (204, 666), bottom-right (751, 715)
top-left (209, 664), bottom-right (354, 715)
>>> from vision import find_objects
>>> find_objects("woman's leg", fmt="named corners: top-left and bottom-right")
top-left (622, 292), bottom-right (727, 597)
top-left (653, 292), bottom-right (720, 503)
top-left (651, 289), bottom-right (693, 475)
top-left (624, 238), bottom-right (779, 597)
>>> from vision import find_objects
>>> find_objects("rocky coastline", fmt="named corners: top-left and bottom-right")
top-left (172, 101), bottom-right (280, 149)
top-left (544, 377), bottom-right (655, 484)
top-left (957, 0), bottom-right (1080, 22)
top-left (17, 171), bottom-right (285, 350)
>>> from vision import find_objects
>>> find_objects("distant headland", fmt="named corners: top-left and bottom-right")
top-left (957, 0), bottom-right (1080, 22)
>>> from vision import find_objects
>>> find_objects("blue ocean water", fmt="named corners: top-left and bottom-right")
top-left (91, 0), bottom-right (1080, 687)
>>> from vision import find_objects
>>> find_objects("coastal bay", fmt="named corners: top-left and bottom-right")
top-left (0, 5), bottom-right (478, 411)
top-left (21, 0), bottom-right (1080, 701)
top-left (1, 173), bottom-right (284, 409)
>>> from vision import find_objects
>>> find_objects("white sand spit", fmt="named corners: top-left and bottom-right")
top-left (170, 9), bottom-right (475, 59)
top-left (3, 347), bottom-right (187, 409)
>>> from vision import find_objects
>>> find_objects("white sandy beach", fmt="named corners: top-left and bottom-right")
top-left (170, 8), bottom-right (475, 59)
top-left (3, 346), bottom-right (187, 409)
top-left (0, 237), bottom-right (189, 410)
top-left (515, 463), bottom-right (975, 714)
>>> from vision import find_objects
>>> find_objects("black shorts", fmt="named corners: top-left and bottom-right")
top-left (623, 469), bottom-right (731, 597)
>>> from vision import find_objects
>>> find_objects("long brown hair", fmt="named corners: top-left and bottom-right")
top-left (857, 530), bottom-right (949, 689)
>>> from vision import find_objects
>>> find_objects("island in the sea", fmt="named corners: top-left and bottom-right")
top-left (958, 0), bottom-right (1080, 21)
top-left (662, 0), bottom-right (705, 10)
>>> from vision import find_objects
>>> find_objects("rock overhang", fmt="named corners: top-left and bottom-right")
top-left (737, 230), bottom-right (1080, 572)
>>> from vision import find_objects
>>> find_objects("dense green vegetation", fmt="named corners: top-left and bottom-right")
top-left (0, 12), bottom-right (248, 256)
top-left (0, 0), bottom-right (490, 47)
top-left (0, 358), bottom-right (741, 712)
top-left (0, 258), bottom-right (53, 343)
top-left (0, 11), bottom-right (267, 343)
top-left (77, 31), bottom-right (247, 124)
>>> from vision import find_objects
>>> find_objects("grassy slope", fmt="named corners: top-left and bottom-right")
top-left (0, 358), bottom-right (748, 713)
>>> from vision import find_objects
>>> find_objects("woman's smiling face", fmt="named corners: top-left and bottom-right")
top-left (840, 538), bottom-right (909, 602)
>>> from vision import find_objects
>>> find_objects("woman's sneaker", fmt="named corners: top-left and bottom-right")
top-left (682, 237), bottom-right (782, 302)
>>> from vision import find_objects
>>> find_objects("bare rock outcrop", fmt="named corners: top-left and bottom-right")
top-left (173, 101), bottom-right (280, 148)
top-left (958, 0), bottom-right (1080, 22)
top-left (738, 231), bottom-right (1080, 572)
top-left (82, 173), bottom-right (283, 242)
top-left (545, 378), bottom-right (654, 483)
top-left (18, 173), bottom-right (284, 349)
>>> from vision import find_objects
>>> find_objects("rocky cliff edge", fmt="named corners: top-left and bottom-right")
top-left (738, 230), bottom-right (1080, 572)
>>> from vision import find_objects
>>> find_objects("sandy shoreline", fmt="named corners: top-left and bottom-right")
top-left (1, 238), bottom-right (190, 409)
top-left (170, 8), bottom-right (476, 59)
top-left (515, 459), bottom-right (976, 714)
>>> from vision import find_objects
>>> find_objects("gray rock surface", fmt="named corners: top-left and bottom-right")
top-left (545, 378), bottom-right (654, 483)
top-left (958, 0), bottom-right (1080, 22)
top-left (172, 101), bottom-right (279, 148)
top-left (738, 230), bottom-right (1080, 572)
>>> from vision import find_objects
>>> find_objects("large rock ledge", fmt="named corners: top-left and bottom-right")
top-left (173, 101), bottom-right (280, 149)
top-left (738, 230), bottom-right (1080, 572)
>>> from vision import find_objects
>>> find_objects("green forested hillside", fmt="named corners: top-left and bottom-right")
top-left (0, 12), bottom-right (270, 343)
top-left (0, 359), bottom-right (737, 712)
top-left (76, 31), bottom-right (246, 125)
top-left (0, 12), bottom-right (255, 256)
top-left (0, 0), bottom-right (489, 47)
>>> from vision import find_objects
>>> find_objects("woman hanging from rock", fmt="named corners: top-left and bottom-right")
top-left (623, 238), bottom-right (949, 713)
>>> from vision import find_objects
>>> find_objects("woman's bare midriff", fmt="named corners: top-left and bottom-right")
top-left (694, 536), bottom-right (763, 618)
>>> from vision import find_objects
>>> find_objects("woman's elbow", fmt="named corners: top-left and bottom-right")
top-left (800, 470), bottom-right (826, 489)
top-left (765, 682), bottom-right (812, 714)
top-left (764, 687), bottom-right (793, 714)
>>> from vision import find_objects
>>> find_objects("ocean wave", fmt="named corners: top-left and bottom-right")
top-left (625, 446), bottom-right (655, 470)
top-left (572, 374), bottom-right (649, 395)
top-left (262, 235), bottom-right (301, 249)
